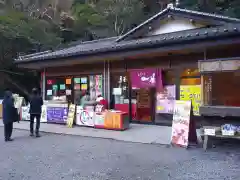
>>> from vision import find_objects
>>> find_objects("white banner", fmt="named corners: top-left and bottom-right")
top-left (21, 105), bottom-right (47, 123)
top-left (171, 100), bottom-right (191, 147)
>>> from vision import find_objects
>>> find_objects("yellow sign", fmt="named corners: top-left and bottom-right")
top-left (67, 104), bottom-right (76, 128)
top-left (180, 85), bottom-right (201, 116)
top-left (0, 103), bottom-right (2, 119)
top-left (66, 78), bottom-right (72, 85)
top-left (81, 84), bottom-right (88, 90)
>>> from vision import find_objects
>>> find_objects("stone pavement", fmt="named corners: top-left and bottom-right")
top-left (0, 128), bottom-right (239, 180)
top-left (0, 120), bottom-right (202, 145)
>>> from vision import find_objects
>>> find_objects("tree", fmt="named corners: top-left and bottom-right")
top-left (0, 10), bottom-right (61, 64)
top-left (72, 3), bottom-right (105, 35)
top-left (94, 0), bottom-right (144, 36)
top-left (143, 0), bottom-right (172, 14)
top-left (180, 0), bottom-right (240, 18)
top-left (0, 10), bottom-right (61, 96)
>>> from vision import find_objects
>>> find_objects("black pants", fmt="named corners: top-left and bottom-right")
top-left (30, 114), bottom-right (40, 134)
top-left (4, 122), bottom-right (13, 140)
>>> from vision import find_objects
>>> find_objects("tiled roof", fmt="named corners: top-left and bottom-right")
top-left (116, 4), bottom-right (240, 42)
top-left (15, 5), bottom-right (240, 63)
top-left (16, 25), bottom-right (240, 63)
top-left (17, 37), bottom-right (118, 62)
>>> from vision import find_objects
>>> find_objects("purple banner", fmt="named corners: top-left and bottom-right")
top-left (130, 68), bottom-right (162, 89)
top-left (47, 106), bottom-right (68, 123)
top-left (156, 85), bottom-right (176, 114)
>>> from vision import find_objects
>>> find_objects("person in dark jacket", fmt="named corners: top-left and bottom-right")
top-left (2, 90), bottom-right (15, 142)
top-left (29, 88), bottom-right (43, 137)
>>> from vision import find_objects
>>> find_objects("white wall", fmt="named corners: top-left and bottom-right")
top-left (148, 19), bottom-right (204, 36)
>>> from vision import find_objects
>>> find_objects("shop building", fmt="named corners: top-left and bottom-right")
top-left (16, 4), bottom-right (240, 126)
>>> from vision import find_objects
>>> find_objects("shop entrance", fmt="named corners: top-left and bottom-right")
top-left (111, 68), bottom-right (160, 123)
top-left (132, 88), bottom-right (156, 123)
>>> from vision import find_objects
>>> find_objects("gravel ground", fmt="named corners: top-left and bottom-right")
top-left (0, 128), bottom-right (239, 180)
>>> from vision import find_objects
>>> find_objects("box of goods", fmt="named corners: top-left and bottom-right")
top-left (104, 111), bottom-right (129, 131)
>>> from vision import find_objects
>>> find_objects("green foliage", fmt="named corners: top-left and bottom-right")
top-left (69, 3), bottom-right (106, 40)
top-left (72, 3), bottom-right (105, 27)
top-left (0, 10), bottom-right (61, 68)
top-left (69, 0), bottom-right (144, 38)
top-left (180, 0), bottom-right (240, 18)
top-left (95, 0), bottom-right (144, 35)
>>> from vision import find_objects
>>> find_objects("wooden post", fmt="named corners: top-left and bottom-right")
top-left (103, 60), bottom-right (106, 99)
top-left (42, 69), bottom-right (46, 100)
top-left (175, 69), bottom-right (181, 100)
top-left (201, 75), bottom-right (204, 106)
top-left (107, 60), bottom-right (110, 107)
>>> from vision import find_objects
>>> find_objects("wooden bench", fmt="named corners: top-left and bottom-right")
top-left (203, 127), bottom-right (240, 150)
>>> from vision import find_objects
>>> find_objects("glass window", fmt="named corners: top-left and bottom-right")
top-left (111, 73), bottom-right (129, 105)
top-left (73, 75), bottom-right (103, 105)
top-left (45, 77), bottom-right (72, 101)
top-left (180, 68), bottom-right (200, 85)
top-left (162, 70), bottom-right (175, 85)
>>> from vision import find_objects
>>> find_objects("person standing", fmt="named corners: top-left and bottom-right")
top-left (2, 90), bottom-right (15, 142)
top-left (29, 88), bottom-right (43, 137)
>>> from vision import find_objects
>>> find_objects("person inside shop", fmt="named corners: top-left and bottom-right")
top-left (80, 91), bottom-right (97, 107)
top-left (29, 88), bottom-right (43, 137)
top-left (2, 90), bottom-right (18, 142)
top-left (66, 87), bottom-right (72, 105)
top-left (96, 94), bottom-right (108, 109)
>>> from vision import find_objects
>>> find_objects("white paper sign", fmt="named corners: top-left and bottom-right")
top-left (113, 88), bottom-right (122, 95)
top-left (66, 89), bottom-right (72, 95)
top-left (204, 128), bottom-right (215, 136)
top-left (47, 90), bottom-right (53, 96)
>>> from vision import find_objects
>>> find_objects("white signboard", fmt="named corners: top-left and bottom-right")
top-left (171, 100), bottom-right (192, 147)
top-left (76, 106), bottom-right (94, 127)
top-left (21, 105), bottom-right (47, 123)
top-left (21, 106), bottom-right (30, 121)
